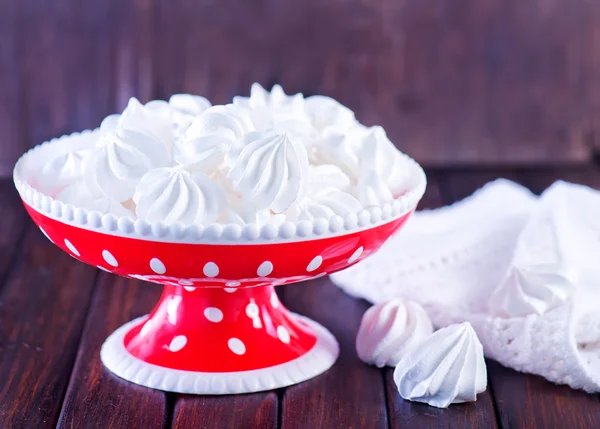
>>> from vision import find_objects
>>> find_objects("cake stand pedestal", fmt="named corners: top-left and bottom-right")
top-left (101, 284), bottom-right (338, 394)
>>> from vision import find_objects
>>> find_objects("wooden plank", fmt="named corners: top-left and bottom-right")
top-left (385, 172), bottom-right (498, 429)
top-left (443, 167), bottom-right (600, 429)
top-left (279, 278), bottom-right (388, 429)
top-left (57, 274), bottom-right (167, 429)
top-left (0, 194), bottom-right (97, 427)
top-left (0, 0), bottom-right (23, 175)
top-left (488, 360), bottom-right (600, 429)
top-left (17, 1), bottom-right (114, 152)
top-left (480, 166), bottom-right (600, 429)
top-left (521, 164), bottom-right (600, 194)
top-left (172, 393), bottom-right (278, 429)
top-left (151, 0), bottom-right (596, 165)
top-left (384, 369), bottom-right (498, 429)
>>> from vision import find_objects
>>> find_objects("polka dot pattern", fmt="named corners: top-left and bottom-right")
top-left (204, 307), bottom-right (224, 323)
top-left (348, 246), bottom-right (364, 264)
top-left (306, 255), bottom-right (323, 272)
top-left (257, 261), bottom-right (273, 277)
top-left (224, 288), bottom-right (237, 293)
top-left (277, 326), bottom-right (291, 344)
top-left (150, 258), bottom-right (166, 274)
top-left (169, 335), bottom-right (187, 352)
top-left (228, 337), bottom-right (246, 355)
top-left (102, 250), bottom-right (118, 267)
top-left (246, 302), bottom-right (259, 318)
top-left (203, 262), bottom-right (219, 278)
top-left (183, 286), bottom-right (196, 292)
top-left (64, 239), bottom-right (80, 257)
top-left (270, 292), bottom-right (280, 309)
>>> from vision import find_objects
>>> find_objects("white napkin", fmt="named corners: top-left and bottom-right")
top-left (331, 179), bottom-right (600, 392)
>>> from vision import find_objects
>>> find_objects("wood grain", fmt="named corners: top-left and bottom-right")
top-left (17, 1), bottom-right (114, 160)
top-left (57, 274), bottom-right (166, 429)
top-left (172, 392), bottom-right (278, 429)
top-left (279, 278), bottom-right (388, 429)
top-left (385, 369), bottom-right (498, 429)
top-left (2, 0), bottom-right (592, 172)
top-left (0, 226), bottom-right (97, 428)
top-left (0, 0), bottom-right (23, 176)
top-left (488, 360), bottom-right (600, 429)
top-left (151, 0), bottom-right (595, 165)
top-left (442, 167), bottom-right (600, 429)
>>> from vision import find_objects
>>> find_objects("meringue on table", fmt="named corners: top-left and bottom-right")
top-left (393, 322), bottom-right (487, 408)
top-left (356, 299), bottom-right (433, 368)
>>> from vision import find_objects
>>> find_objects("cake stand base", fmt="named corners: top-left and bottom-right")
top-left (100, 284), bottom-right (339, 394)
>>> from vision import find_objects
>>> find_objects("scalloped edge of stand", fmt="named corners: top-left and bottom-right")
top-left (100, 314), bottom-right (339, 394)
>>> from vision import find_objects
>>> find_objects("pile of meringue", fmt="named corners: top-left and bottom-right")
top-left (35, 84), bottom-right (409, 226)
top-left (356, 299), bottom-right (487, 408)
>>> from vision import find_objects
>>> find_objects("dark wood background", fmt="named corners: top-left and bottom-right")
top-left (2, 0), bottom-right (600, 175)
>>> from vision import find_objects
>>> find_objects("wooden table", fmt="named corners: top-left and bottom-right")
top-left (1, 165), bottom-right (600, 429)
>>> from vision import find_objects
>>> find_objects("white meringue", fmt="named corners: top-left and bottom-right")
top-left (356, 299), bottom-right (433, 367)
top-left (489, 188), bottom-right (576, 318)
top-left (175, 104), bottom-right (254, 172)
top-left (168, 94), bottom-right (211, 116)
top-left (289, 190), bottom-right (362, 222)
top-left (133, 167), bottom-right (224, 225)
top-left (355, 169), bottom-right (394, 207)
top-left (145, 95), bottom-right (210, 136)
top-left (228, 130), bottom-right (309, 213)
top-left (304, 95), bottom-right (356, 132)
top-left (308, 164), bottom-right (351, 192)
top-left (313, 128), bottom-right (361, 179)
top-left (233, 83), bottom-right (307, 130)
top-left (82, 98), bottom-right (172, 202)
top-left (359, 126), bottom-right (407, 195)
top-left (393, 322), bottom-right (487, 408)
top-left (36, 150), bottom-right (86, 195)
top-left (56, 182), bottom-right (133, 217)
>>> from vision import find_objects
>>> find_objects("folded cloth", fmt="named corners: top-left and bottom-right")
top-left (331, 179), bottom-right (600, 392)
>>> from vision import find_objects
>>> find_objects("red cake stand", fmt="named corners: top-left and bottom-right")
top-left (14, 130), bottom-right (426, 394)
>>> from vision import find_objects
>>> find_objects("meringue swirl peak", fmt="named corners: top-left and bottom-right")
top-left (228, 129), bottom-right (309, 213)
top-left (393, 322), bottom-right (487, 408)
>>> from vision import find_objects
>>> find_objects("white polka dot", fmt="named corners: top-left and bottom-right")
top-left (102, 250), bottom-right (118, 267)
top-left (204, 307), bottom-right (224, 323)
top-left (257, 261), bottom-right (273, 277)
top-left (64, 239), bottom-right (80, 257)
top-left (348, 246), bottom-right (364, 264)
top-left (169, 335), bottom-right (187, 352)
top-left (228, 338), bottom-right (246, 355)
top-left (178, 279), bottom-right (194, 286)
top-left (40, 227), bottom-right (53, 243)
top-left (140, 320), bottom-right (152, 336)
top-left (226, 281), bottom-right (241, 287)
top-left (203, 262), bottom-right (219, 277)
top-left (306, 255), bottom-right (323, 272)
top-left (224, 288), bottom-right (237, 293)
top-left (270, 292), bottom-right (280, 309)
top-left (277, 326), bottom-right (291, 344)
top-left (184, 286), bottom-right (196, 292)
top-left (246, 302), bottom-right (259, 318)
top-left (150, 258), bottom-right (166, 274)
top-left (97, 265), bottom-right (110, 272)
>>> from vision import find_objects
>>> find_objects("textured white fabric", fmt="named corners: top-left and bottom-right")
top-left (331, 179), bottom-right (600, 392)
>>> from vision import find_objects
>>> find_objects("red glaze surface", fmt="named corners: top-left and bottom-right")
top-left (23, 202), bottom-right (413, 371)
top-left (124, 285), bottom-right (317, 372)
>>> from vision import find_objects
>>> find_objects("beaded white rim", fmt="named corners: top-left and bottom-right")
top-left (101, 314), bottom-right (339, 394)
top-left (13, 129), bottom-right (427, 244)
